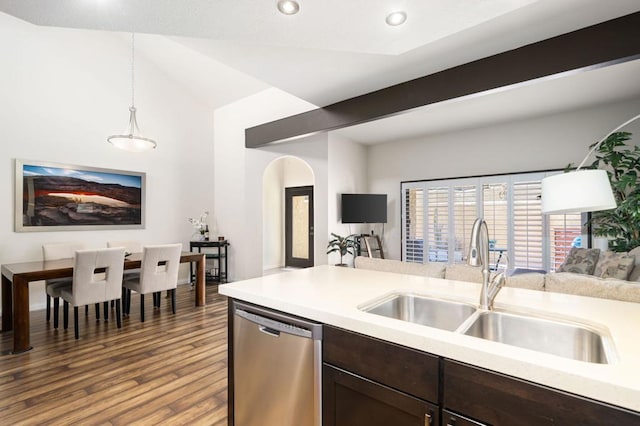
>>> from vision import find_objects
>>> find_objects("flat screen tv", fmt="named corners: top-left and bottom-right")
top-left (341, 194), bottom-right (387, 223)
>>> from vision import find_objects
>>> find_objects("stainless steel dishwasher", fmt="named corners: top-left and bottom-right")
top-left (232, 301), bottom-right (322, 426)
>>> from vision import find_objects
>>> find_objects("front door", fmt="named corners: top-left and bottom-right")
top-left (285, 186), bottom-right (314, 268)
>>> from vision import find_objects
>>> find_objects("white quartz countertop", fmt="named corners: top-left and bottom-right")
top-left (219, 265), bottom-right (640, 411)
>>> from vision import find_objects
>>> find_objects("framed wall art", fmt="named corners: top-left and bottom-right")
top-left (15, 159), bottom-right (146, 232)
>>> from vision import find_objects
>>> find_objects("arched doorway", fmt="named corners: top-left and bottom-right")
top-left (262, 156), bottom-right (314, 273)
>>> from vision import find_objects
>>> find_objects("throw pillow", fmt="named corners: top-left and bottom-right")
top-left (557, 248), bottom-right (600, 275)
top-left (627, 247), bottom-right (640, 282)
top-left (594, 251), bottom-right (635, 279)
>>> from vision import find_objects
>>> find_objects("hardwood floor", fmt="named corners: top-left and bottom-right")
top-left (0, 284), bottom-right (229, 425)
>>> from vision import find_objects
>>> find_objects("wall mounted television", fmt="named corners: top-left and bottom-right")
top-left (341, 193), bottom-right (387, 223)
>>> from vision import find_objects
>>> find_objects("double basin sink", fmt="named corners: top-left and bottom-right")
top-left (359, 292), bottom-right (616, 364)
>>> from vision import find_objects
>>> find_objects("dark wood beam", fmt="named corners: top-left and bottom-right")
top-left (246, 12), bottom-right (640, 148)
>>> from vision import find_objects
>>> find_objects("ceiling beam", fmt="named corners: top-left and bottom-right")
top-left (246, 12), bottom-right (640, 148)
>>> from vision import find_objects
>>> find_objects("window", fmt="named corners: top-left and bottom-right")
top-left (401, 171), bottom-right (582, 272)
top-left (403, 187), bottom-right (424, 263)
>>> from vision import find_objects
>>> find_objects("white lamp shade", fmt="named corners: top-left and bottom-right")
top-left (541, 169), bottom-right (616, 214)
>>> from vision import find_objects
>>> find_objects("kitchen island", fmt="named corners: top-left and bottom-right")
top-left (220, 265), bottom-right (640, 424)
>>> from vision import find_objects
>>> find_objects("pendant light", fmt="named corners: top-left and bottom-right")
top-left (107, 33), bottom-right (157, 152)
top-left (541, 113), bottom-right (640, 214)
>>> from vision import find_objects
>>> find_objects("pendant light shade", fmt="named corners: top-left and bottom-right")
top-left (541, 113), bottom-right (640, 214)
top-left (107, 33), bottom-right (157, 152)
top-left (541, 169), bottom-right (616, 214)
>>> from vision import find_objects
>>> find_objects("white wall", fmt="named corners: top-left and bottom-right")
top-left (213, 88), bottom-right (328, 280)
top-left (0, 14), bottom-right (214, 311)
top-left (327, 133), bottom-right (369, 265)
top-left (368, 98), bottom-right (640, 260)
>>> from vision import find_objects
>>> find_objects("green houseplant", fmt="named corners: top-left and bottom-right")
top-left (327, 233), bottom-right (358, 266)
top-left (587, 131), bottom-right (640, 252)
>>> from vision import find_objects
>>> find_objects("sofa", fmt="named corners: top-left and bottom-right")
top-left (354, 247), bottom-right (640, 303)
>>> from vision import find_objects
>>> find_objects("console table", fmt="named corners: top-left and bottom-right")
top-left (190, 240), bottom-right (229, 283)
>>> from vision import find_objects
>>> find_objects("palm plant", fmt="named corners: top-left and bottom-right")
top-left (327, 233), bottom-right (358, 266)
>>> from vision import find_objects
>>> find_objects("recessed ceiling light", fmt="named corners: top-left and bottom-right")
top-left (385, 11), bottom-right (407, 26)
top-left (277, 0), bottom-right (300, 15)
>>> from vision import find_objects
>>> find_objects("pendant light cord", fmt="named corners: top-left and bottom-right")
top-left (131, 32), bottom-right (135, 108)
top-left (576, 113), bottom-right (640, 170)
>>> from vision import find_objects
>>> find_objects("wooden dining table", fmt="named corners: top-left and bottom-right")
top-left (1, 251), bottom-right (206, 354)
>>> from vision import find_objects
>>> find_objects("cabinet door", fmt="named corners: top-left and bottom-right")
top-left (444, 359), bottom-right (640, 425)
top-left (442, 410), bottom-right (487, 426)
top-left (323, 326), bottom-right (439, 402)
top-left (323, 364), bottom-right (438, 426)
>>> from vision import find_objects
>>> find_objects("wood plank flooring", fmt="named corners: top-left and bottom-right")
top-left (0, 284), bottom-right (229, 425)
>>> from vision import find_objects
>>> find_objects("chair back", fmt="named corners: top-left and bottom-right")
top-left (139, 244), bottom-right (182, 293)
top-left (107, 240), bottom-right (143, 253)
top-left (43, 242), bottom-right (85, 261)
top-left (72, 248), bottom-right (125, 306)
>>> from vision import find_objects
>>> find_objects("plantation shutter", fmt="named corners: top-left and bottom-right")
top-left (453, 185), bottom-right (477, 263)
top-left (427, 187), bottom-right (449, 262)
top-left (512, 180), bottom-right (544, 270)
top-left (482, 183), bottom-right (509, 269)
top-left (548, 213), bottom-right (583, 271)
top-left (403, 187), bottom-right (425, 263)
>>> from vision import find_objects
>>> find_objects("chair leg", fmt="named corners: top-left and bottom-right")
top-left (121, 288), bottom-right (126, 316)
top-left (104, 301), bottom-right (108, 320)
top-left (95, 303), bottom-right (100, 320)
top-left (115, 300), bottom-right (122, 329)
top-left (125, 289), bottom-right (131, 315)
top-left (85, 305), bottom-right (89, 316)
top-left (140, 294), bottom-right (145, 322)
top-left (171, 289), bottom-right (176, 314)
top-left (46, 294), bottom-right (51, 321)
top-left (74, 306), bottom-right (79, 340)
top-left (63, 301), bottom-right (69, 330)
top-left (53, 297), bottom-right (60, 329)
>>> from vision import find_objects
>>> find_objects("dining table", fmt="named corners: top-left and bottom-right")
top-left (1, 251), bottom-right (206, 354)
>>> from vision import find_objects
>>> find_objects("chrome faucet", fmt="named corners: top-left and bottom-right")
top-left (468, 218), bottom-right (506, 310)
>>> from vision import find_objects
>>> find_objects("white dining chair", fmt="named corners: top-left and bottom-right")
top-left (59, 247), bottom-right (125, 339)
top-left (122, 244), bottom-right (182, 322)
top-left (42, 242), bottom-right (85, 327)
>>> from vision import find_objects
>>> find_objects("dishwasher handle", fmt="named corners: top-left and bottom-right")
top-left (258, 325), bottom-right (280, 337)
top-left (235, 307), bottom-right (315, 339)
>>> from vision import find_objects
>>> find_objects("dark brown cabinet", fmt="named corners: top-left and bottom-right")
top-left (323, 365), bottom-right (438, 426)
top-left (443, 359), bottom-right (640, 426)
top-left (323, 326), bottom-right (439, 426)
top-left (321, 325), bottom-right (640, 426)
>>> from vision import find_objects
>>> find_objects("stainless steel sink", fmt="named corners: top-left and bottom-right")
top-left (360, 293), bottom-right (476, 331)
top-left (462, 310), bottom-right (615, 364)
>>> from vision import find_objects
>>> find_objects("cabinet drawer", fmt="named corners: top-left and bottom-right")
top-left (443, 359), bottom-right (640, 426)
top-left (323, 364), bottom-right (438, 426)
top-left (323, 326), bottom-right (439, 402)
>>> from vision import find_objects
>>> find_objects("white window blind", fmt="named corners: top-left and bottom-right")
top-left (548, 213), bottom-right (583, 271)
top-left (483, 183), bottom-right (509, 269)
top-left (512, 180), bottom-right (544, 270)
top-left (453, 185), bottom-right (477, 263)
top-left (401, 171), bottom-right (582, 271)
top-left (427, 187), bottom-right (449, 262)
top-left (403, 187), bottom-right (424, 263)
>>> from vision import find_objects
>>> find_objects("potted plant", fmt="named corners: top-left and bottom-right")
top-left (587, 131), bottom-right (640, 252)
top-left (327, 233), bottom-right (358, 266)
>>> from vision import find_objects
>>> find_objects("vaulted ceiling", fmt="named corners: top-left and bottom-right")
top-left (2, 0), bottom-right (640, 142)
